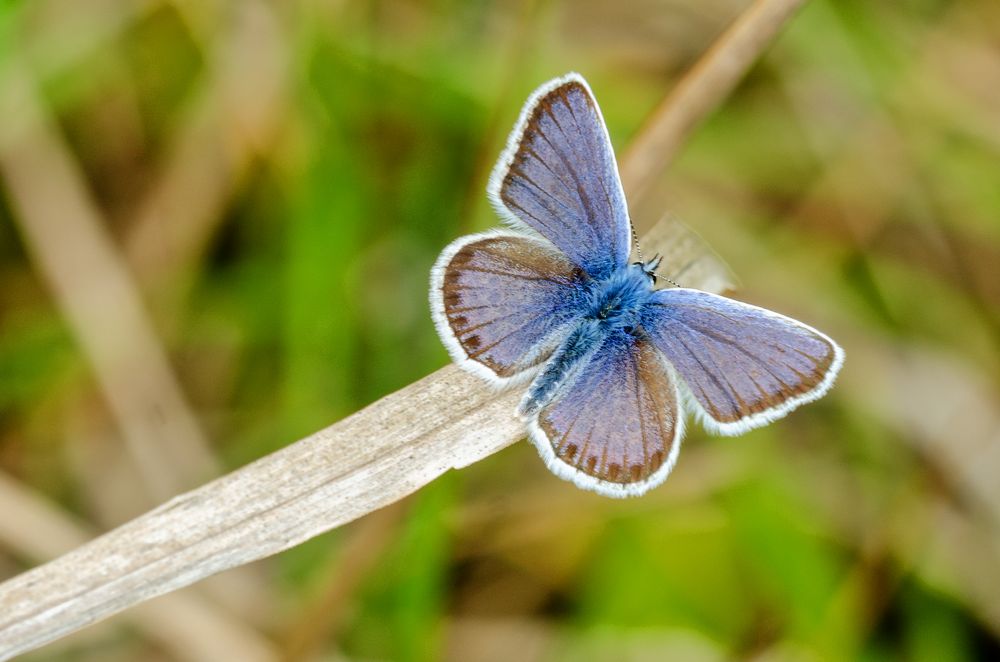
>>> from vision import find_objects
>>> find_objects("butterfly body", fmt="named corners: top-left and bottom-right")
top-left (520, 264), bottom-right (655, 414)
top-left (430, 73), bottom-right (844, 497)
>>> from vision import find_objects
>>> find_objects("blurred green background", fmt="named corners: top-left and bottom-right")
top-left (2, 0), bottom-right (999, 660)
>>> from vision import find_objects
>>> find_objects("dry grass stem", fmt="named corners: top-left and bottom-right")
top-left (0, 472), bottom-right (279, 662)
top-left (621, 0), bottom-right (809, 212)
top-left (0, 62), bottom-right (219, 501)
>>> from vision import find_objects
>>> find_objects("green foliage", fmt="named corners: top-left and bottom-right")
top-left (350, 479), bottom-right (454, 662)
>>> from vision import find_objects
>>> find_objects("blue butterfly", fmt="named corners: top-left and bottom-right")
top-left (430, 73), bottom-right (844, 497)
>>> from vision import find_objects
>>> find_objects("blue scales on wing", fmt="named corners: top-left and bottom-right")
top-left (642, 288), bottom-right (844, 434)
top-left (433, 232), bottom-right (588, 382)
top-left (526, 333), bottom-right (683, 495)
top-left (489, 74), bottom-right (631, 279)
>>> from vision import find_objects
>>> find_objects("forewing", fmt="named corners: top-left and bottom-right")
top-left (643, 289), bottom-right (844, 434)
top-left (430, 230), bottom-right (586, 385)
top-left (488, 73), bottom-right (631, 279)
top-left (525, 334), bottom-right (684, 497)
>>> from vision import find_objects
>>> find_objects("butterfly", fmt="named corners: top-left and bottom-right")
top-left (430, 73), bottom-right (844, 497)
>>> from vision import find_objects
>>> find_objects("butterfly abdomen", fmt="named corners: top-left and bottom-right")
top-left (518, 265), bottom-right (654, 419)
top-left (518, 319), bottom-right (604, 417)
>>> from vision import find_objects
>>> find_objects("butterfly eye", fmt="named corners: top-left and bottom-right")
top-left (634, 260), bottom-right (658, 285)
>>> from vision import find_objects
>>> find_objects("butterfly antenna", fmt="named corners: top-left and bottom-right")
top-left (630, 223), bottom-right (643, 262)
top-left (646, 254), bottom-right (681, 288)
top-left (631, 225), bottom-right (682, 288)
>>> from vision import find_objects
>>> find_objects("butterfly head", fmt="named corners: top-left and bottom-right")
top-left (633, 254), bottom-right (663, 285)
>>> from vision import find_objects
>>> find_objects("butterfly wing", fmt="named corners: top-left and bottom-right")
top-left (430, 230), bottom-right (587, 385)
top-left (642, 289), bottom-right (844, 435)
top-left (523, 332), bottom-right (684, 497)
top-left (488, 73), bottom-right (631, 279)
